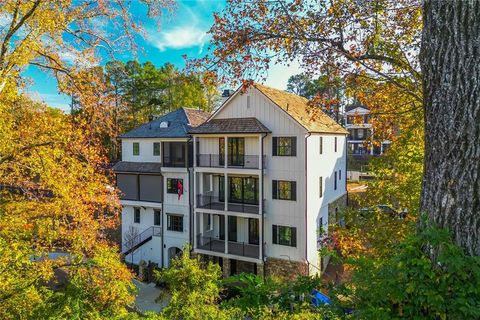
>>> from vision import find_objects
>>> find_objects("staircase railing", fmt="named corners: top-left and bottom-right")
top-left (123, 226), bottom-right (161, 254)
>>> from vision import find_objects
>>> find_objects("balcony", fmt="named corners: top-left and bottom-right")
top-left (196, 235), bottom-right (260, 259)
top-left (196, 195), bottom-right (260, 214)
top-left (196, 154), bottom-right (266, 169)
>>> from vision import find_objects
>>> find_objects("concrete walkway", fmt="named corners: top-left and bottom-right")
top-left (133, 279), bottom-right (170, 314)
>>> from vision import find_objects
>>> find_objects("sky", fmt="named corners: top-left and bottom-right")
top-left (22, 0), bottom-right (301, 112)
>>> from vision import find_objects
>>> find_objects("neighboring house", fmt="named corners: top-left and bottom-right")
top-left (113, 84), bottom-right (348, 278)
top-left (345, 105), bottom-right (391, 155)
top-left (113, 107), bottom-right (209, 267)
top-left (190, 83), bottom-right (348, 277)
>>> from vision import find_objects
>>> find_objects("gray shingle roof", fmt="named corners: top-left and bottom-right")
top-left (119, 108), bottom-right (210, 139)
top-left (188, 117), bottom-right (271, 134)
top-left (112, 161), bottom-right (163, 173)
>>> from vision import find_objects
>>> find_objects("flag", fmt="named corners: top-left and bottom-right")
top-left (177, 180), bottom-right (183, 200)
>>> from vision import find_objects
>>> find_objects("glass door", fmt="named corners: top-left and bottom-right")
top-left (228, 138), bottom-right (244, 167)
top-left (228, 216), bottom-right (237, 242)
top-left (249, 218), bottom-right (259, 245)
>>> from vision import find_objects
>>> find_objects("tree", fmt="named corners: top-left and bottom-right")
top-left (0, 0), bottom-right (173, 95)
top-left (155, 246), bottom-right (242, 320)
top-left (0, 97), bottom-right (134, 318)
top-left (420, 1), bottom-right (480, 257)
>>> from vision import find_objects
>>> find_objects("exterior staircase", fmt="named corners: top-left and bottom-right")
top-left (123, 226), bottom-right (162, 256)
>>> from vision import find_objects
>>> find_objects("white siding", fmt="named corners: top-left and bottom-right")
top-left (121, 138), bottom-right (162, 163)
top-left (305, 134), bottom-right (347, 271)
top-left (214, 88), bottom-right (308, 263)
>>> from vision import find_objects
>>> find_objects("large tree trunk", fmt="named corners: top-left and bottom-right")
top-left (420, 0), bottom-right (480, 257)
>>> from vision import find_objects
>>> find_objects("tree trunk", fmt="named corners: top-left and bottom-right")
top-left (420, 0), bottom-right (480, 257)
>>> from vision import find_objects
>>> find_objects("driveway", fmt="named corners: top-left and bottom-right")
top-left (133, 279), bottom-right (170, 314)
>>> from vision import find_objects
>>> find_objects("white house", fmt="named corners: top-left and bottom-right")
top-left (113, 108), bottom-right (209, 267)
top-left (190, 84), bottom-right (348, 277)
top-left (345, 105), bottom-right (391, 155)
top-left (113, 84), bottom-right (348, 278)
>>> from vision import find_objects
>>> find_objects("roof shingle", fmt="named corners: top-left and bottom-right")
top-left (119, 107), bottom-right (210, 139)
top-left (112, 161), bottom-right (162, 173)
top-left (254, 83), bottom-right (348, 134)
top-left (188, 117), bottom-right (270, 134)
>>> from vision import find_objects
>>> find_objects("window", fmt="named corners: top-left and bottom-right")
top-left (272, 137), bottom-right (296, 156)
top-left (334, 171), bottom-right (337, 190)
top-left (319, 137), bottom-right (323, 154)
top-left (167, 214), bottom-right (183, 232)
top-left (154, 210), bottom-right (161, 226)
top-left (272, 225), bottom-right (297, 247)
top-left (357, 129), bottom-right (364, 139)
top-left (134, 208), bottom-right (140, 223)
top-left (334, 137), bottom-right (337, 152)
top-left (153, 142), bottom-right (160, 156)
top-left (167, 178), bottom-right (183, 194)
top-left (133, 142), bottom-right (140, 156)
top-left (339, 170), bottom-right (342, 180)
top-left (272, 180), bottom-right (296, 201)
top-left (319, 177), bottom-right (323, 198)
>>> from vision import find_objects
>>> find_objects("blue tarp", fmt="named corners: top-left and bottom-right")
top-left (311, 289), bottom-right (332, 307)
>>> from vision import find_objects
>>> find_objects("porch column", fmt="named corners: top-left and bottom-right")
top-left (258, 134), bottom-right (262, 170)
top-left (225, 214), bottom-right (229, 254)
top-left (224, 136), bottom-right (228, 169)
top-left (193, 172), bottom-right (197, 250)
top-left (224, 173), bottom-right (228, 212)
top-left (193, 136), bottom-right (197, 168)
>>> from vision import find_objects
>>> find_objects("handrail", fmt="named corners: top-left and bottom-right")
top-left (123, 226), bottom-right (161, 254)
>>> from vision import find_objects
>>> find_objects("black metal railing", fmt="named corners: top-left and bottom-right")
top-left (196, 235), bottom-right (225, 253)
top-left (196, 194), bottom-right (260, 214)
top-left (196, 154), bottom-right (266, 169)
top-left (196, 154), bottom-right (223, 167)
top-left (123, 226), bottom-right (162, 254)
top-left (196, 234), bottom-right (259, 259)
top-left (227, 241), bottom-right (260, 259)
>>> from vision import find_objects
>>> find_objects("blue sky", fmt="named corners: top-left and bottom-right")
top-left (23, 1), bottom-right (300, 112)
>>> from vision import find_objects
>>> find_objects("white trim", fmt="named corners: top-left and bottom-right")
top-left (121, 200), bottom-right (162, 208)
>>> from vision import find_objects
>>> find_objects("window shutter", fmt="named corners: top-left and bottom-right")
top-left (291, 227), bottom-right (297, 247)
top-left (291, 137), bottom-right (297, 156)
top-left (272, 225), bottom-right (278, 244)
top-left (272, 137), bottom-right (278, 156)
top-left (291, 181), bottom-right (297, 200)
top-left (272, 180), bottom-right (278, 199)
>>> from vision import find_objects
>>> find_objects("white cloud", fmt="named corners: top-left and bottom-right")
top-left (28, 92), bottom-right (71, 112)
top-left (148, 25), bottom-right (208, 52)
top-left (264, 60), bottom-right (302, 91)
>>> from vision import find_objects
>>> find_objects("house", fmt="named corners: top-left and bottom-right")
top-left (113, 107), bottom-right (209, 267)
top-left (190, 83), bottom-right (348, 277)
top-left (114, 84), bottom-right (348, 278)
top-left (345, 105), bottom-right (391, 155)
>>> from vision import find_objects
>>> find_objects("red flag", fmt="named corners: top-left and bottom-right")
top-left (177, 180), bottom-right (183, 200)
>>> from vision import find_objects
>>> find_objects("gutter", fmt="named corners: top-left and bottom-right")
top-left (304, 132), bottom-right (312, 276)
top-left (261, 133), bottom-right (267, 278)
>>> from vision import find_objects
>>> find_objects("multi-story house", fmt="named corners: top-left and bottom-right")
top-left (113, 107), bottom-right (209, 267)
top-left (345, 105), bottom-right (391, 155)
top-left (190, 84), bottom-right (348, 277)
top-left (114, 84), bottom-right (348, 278)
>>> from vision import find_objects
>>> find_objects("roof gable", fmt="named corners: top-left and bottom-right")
top-left (254, 83), bottom-right (348, 134)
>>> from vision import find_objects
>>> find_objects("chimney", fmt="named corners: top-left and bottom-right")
top-left (222, 89), bottom-right (232, 98)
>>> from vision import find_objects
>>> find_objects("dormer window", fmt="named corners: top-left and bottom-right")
top-left (160, 121), bottom-right (169, 128)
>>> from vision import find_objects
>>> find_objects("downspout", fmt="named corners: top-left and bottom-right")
top-left (345, 136), bottom-right (348, 206)
top-left (187, 137), bottom-right (193, 250)
top-left (261, 133), bottom-right (267, 278)
top-left (161, 201), bottom-right (164, 268)
top-left (304, 132), bottom-right (311, 276)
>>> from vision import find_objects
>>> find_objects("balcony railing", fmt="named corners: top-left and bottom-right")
top-left (196, 154), bottom-right (266, 169)
top-left (196, 234), bottom-right (260, 259)
top-left (196, 194), bottom-right (260, 214)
